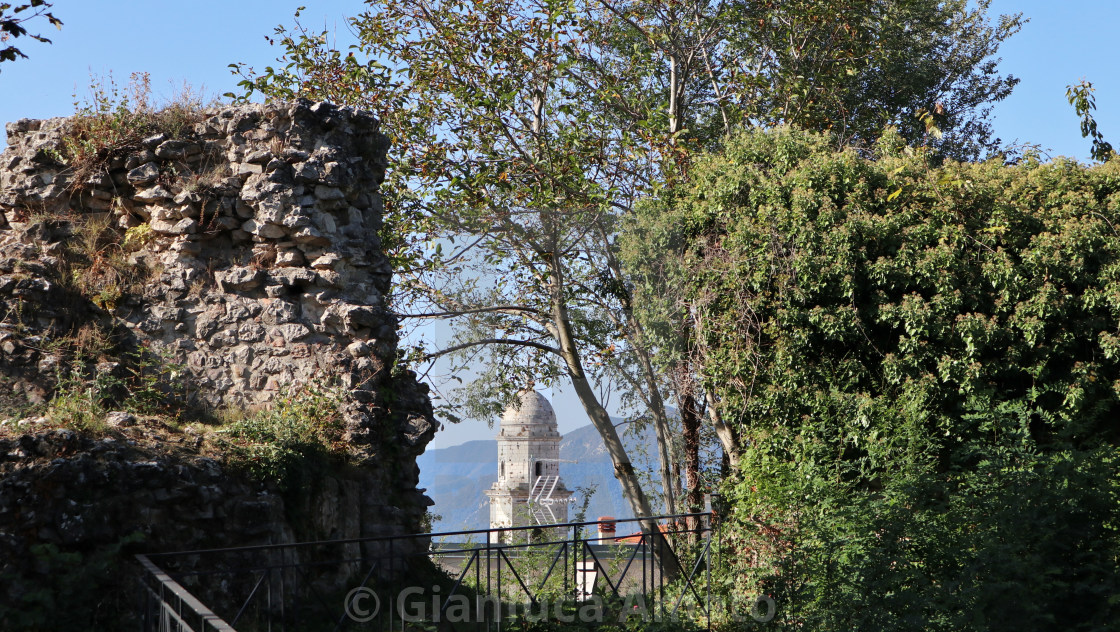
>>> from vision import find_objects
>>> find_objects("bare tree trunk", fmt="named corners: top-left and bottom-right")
top-left (592, 219), bottom-right (682, 519)
top-left (641, 364), bottom-right (680, 518)
top-left (547, 257), bottom-right (681, 580)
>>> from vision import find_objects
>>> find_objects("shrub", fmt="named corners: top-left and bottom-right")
top-left (53, 71), bottom-right (209, 179)
top-left (637, 128), bottom-right (1120, 630)
top-left (217, 382), bottom-right (347, 489)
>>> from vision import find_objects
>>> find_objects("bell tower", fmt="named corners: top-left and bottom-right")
top-left (485, 390), bottom-right (573, 543)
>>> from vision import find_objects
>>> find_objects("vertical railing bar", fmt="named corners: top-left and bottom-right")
top-left (563, 540), bottom-right (569, 600)
top-left (706, 517), bottom-right (712, 632)
top-left (487, 534), bottom-right (494, 632)
top-left (658, 529), bottom-right (665, 621)
top-left (477, 537), bottom-right (483, 632)
top-left (497, 543), bottom-right (503, 632)
top-left (279, 546), bottom-right (286, 631)
top-left (267, 553), bottom-right (273, 632)
top-left (135, 513), bottom-right (713, 632)
top-left (640, 535), bottom-right (647, 616)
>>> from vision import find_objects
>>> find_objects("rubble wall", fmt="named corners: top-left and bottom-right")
top-left (0, 100), bottom-right (439, 626)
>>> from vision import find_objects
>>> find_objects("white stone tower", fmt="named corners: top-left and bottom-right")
top-left (485, 390), bottom-right (573, 543)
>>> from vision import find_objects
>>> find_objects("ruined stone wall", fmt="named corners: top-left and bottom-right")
top-left (0, 101), bottom-right (440, 625)
top-left (0, 100), bottom-right (436, 454)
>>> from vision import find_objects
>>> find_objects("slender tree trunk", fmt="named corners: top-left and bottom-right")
top-left (546, 257), bottom-right (680, 579)
top-left (680, 390), bottom-right (703, 544)
top-left (638, 358), bottom-right (679, 517)
top-left (595, 220), bottom-right (682, 519)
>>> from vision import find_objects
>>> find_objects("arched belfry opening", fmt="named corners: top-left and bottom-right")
top-left (484, 390), bottom-right (573, 543)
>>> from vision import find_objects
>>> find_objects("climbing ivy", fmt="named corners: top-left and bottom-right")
top-left (641, 128), bottom-right (1120, 630)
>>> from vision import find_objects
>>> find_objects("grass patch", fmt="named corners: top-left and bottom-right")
top-left (35, 343), bottom-right (189, 434)
top-left (22, 205), bottom-right (163, 312)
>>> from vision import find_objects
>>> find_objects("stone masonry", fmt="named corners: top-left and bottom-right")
top-left (0, 100), bottom-right (440, 626)
top-left (0, 99), bottom-right (436, 457)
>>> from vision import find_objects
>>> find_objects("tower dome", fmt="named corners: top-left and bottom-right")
top-left (500, 389), bottom-right (557, 430)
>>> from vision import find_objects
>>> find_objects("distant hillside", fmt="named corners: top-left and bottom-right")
top-left (418, 422), bottom-right (659, 533)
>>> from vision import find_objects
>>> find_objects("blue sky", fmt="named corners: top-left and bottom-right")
top-left (1, 1), bottom-right (1117, 447)
top-left (1, 2), bottom-right (1116, 158)
top-left (986, 0), bottom-right (1119, 160)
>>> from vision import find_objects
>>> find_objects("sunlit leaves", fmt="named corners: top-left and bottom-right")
top-left (666, 128), bottom-right (1120, 626)
top-left (1067, 79), bottom-right (1115, 163)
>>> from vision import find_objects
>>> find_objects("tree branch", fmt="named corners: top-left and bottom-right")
top-left (419, 337), bottom-right (562, 362)
top-left (399, 305), bottom-right (545, 319)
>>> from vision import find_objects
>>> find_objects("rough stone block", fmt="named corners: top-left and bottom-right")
top-left (236, 162), bottom-right (264, 176)
top-left (314, 185), bottom-right (345, 201)
top-left (218, 266), bottom-right (264, 292)
top-left (241, 219), bottom-right (286, 239)
top-left (155, 139), bottom-right (191, 160)
top-left (126, 162), bottom-right (160, 185)
top-left (135, 186), bottom-right (174, 202)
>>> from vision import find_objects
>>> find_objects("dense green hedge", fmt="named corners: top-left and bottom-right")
top-left (638, 129), bottom-right (1120, 630)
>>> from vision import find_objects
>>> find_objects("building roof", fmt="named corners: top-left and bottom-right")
top-left (500, 390), bottom-right (557, 428)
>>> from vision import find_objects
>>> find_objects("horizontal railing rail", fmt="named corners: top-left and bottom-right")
top-left (135, 554), bottom-right (237, 632)
top-left (137, 512), bottom-right (715, 632)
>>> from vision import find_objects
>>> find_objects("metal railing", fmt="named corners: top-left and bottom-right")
top-left (136, 553), bottom-right (236, 632)
top-left (136, 512), bottom-right (714, 631)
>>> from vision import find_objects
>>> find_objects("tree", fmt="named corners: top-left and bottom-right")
top-left (0, 1), bottom-right (61, 69)
top-left (231, 0), bottom-right (1023, 528)
top-left (232, 0), bottom-right (679, 535)
top-left (619, 0), bottom-right (1022, 509)
top-left (656, 126), bottom-right (1120, 629)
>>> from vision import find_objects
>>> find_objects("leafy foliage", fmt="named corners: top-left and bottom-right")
top-left (710, 0), bottom-right (1022, 160)
top-left (0, 1), bottom-right (60, 69)
top-left (645, 128), bottom-right (1120, 629)
top-left (1067, 79), bottom-right (1114, 162)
